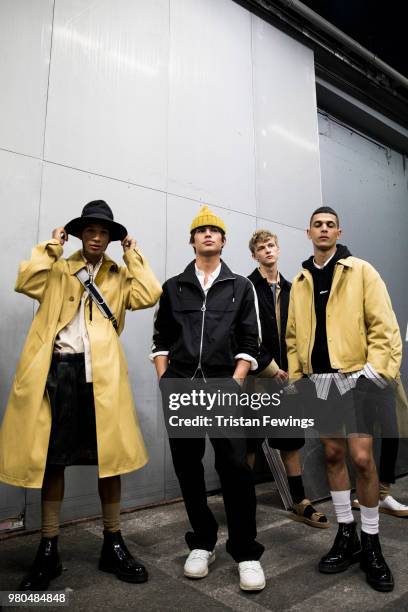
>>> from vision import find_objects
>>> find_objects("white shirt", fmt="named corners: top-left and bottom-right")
top-left (54, 255), bottom-right (103, 383)
top-left (312, 251), bottom-right (336, 269)
top-left (195, 262), bottom-right (221, 292)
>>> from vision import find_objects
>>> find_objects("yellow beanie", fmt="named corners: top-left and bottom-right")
top-left (190, 205), bottom-right (226, 234)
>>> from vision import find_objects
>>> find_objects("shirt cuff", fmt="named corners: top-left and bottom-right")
top-left (149, 350), bottom-right (169, 362)
top-left (235, 353), bottom-right (258, 371)
top-left (364, 362), bottom-right (388, 388)
top-left (258, 359), bottom-right (280, 377)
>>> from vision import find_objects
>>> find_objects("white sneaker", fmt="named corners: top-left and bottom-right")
top-left (238, 560), bottom-right (266, 591)
top-left (380, 495), bottom-right (408, 517)
top-left (184, 549), bottom-right (215, 578)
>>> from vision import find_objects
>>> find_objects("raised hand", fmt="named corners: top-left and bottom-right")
top-left (52, 227), bottom-right (68, 246)
top-left (121, 235), bottom-right (136, 252)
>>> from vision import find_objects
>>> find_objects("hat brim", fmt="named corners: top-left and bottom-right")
top-left (65, 215), bottom-right (128, 241)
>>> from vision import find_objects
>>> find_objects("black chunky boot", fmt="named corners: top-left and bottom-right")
top-left (360, 532), bottom-right (394, 592)
top-left (318, 522), bottom-right (361, 573)
top-left (99, 530), bottom-right (148, 583)
top-left (19, 536), bottom-right (62, 590)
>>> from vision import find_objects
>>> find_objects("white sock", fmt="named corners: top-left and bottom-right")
top-left (331, 490), bottom-right (354, 524)
top-left (360, 504), bottom-right (379, 535)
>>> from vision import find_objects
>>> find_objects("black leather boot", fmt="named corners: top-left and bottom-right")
top-left (99, 530), bottom-right (148, 583)
top-left (360, 531), bottom-right (394, 592)
top-left (19, 536), bottom-right (62, 590)
top-left (318, 522), bottom-right (361, 573)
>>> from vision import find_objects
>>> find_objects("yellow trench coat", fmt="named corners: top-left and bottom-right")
top-left (0, 240), bottom-right (162, 488)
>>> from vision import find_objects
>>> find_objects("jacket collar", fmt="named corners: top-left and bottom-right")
top-left (298, 256), bottom-right (353, 281)
top-left (67, 250), bottom-right (119, 276)
top-left (178, 259), bottom-right (236, 285)
top-left (248, 267), bottom-right (290, 289)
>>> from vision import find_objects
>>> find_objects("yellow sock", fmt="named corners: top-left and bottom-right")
top-left (41, 500), bottom-right (62, 538)
top-left (101, 502), bottom-right (121, 533)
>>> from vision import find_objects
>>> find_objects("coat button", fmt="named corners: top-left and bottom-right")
top-left (69, 296), bottom-right (75, 301)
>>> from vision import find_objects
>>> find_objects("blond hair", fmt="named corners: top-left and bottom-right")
top-left (248, 229), bottom-right (279, 254)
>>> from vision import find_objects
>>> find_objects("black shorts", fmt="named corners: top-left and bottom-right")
top-left (310, 377), bottom-right (398, 437)
top-left (46, 353), bottom-right (98, 466)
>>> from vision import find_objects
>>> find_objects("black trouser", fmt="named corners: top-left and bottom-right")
top-left (162, 368), bottom-right (264, 563)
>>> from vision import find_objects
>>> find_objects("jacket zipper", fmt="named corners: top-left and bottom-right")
top-left (192, 293), bottom-right (208, 380)
top-left (191, 276), bottom-right (235, 381)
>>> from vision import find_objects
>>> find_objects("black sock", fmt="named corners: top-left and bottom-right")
top-left (287, 475), bottom-right (306, 504)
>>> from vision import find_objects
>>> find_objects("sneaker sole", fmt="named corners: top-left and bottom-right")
top-left (379, 507), bottom-right (408, 518)
top-left (289, 513), bottom-right (330, 529)
top-left (352, 502), bottom-right (408, 518)
top-left (240, 580), bottom-right (266, 591)
top-left (318, 550), bottom-right (362, 574)
top-left (184, 554), bottom-right (215, 579)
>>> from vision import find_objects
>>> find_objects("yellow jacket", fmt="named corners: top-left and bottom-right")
top-left (286, 256), bottom-right (399, 380)
top-left (0, 240), bottom-right (162, 488)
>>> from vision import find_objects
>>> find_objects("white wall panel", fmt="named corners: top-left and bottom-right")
top-left (318, 114), bottom-right (408, 367)
top-left (0, 150), bottom-right (42, 523)
top-left (34, 163), bottom-right (167, 511)
top-left (0, 0), bottom-right (328, 524)
top-left (0, 0), bottom-right (53, 157)
top-left (0, 151), bottom-right (42, 407)
top-left (252, 16), bottom-right (322, 227)
top-left (45, 0), bottom-right (169, 190)
top-left (167, 0), bottom-right (256, 215)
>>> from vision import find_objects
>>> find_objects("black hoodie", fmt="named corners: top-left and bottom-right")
top-left (302, 244), bottom-right (352, 373)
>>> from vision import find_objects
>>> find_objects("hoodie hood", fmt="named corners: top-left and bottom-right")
top-left (302, 244), bottom-right (352, 272)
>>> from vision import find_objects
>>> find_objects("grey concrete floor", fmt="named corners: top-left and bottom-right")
top-left (1, 477), bottom-right (408, 612)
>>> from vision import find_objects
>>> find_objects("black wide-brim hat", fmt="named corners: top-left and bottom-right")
top-left (65, 200), bottom-right (128, 241)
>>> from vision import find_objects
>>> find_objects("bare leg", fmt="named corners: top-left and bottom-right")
top-left (246, 452), bottom-right (256, 470)
top-left (320, 436), bottom-right (350, 491)
top-left (280, 449), bottom-right (302, 477)
top-left (348, 436), bottom-right (378, 507)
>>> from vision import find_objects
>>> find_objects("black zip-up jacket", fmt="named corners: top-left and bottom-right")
top-left (152, 260), bottom-right (259, 377)
top-left (247, 268), bottom-right (291, 373)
